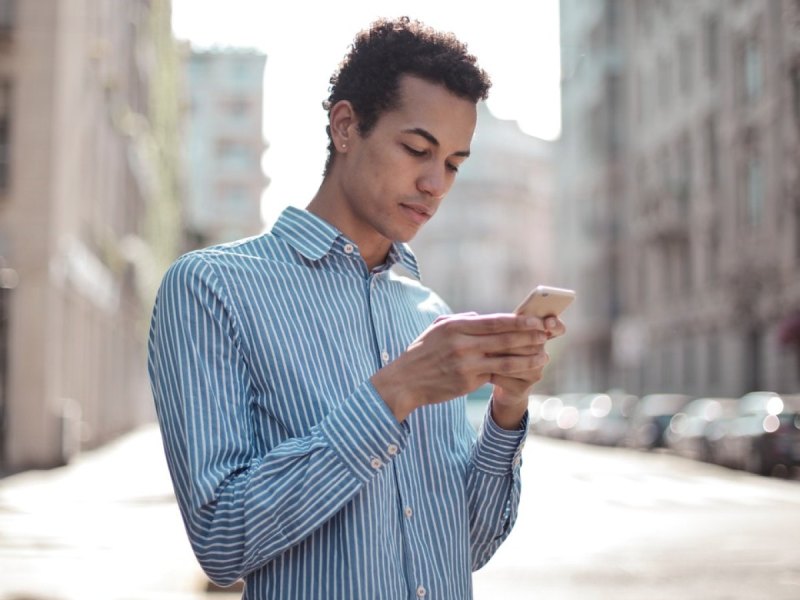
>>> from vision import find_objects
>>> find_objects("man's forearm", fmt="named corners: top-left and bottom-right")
top-left (490, 397), bottom-right (528, 430)
top-left (370, 365), bottom-right (419, 423)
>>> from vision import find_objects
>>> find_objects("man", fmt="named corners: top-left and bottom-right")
top-left (148, 17), bottom-right (565, 599)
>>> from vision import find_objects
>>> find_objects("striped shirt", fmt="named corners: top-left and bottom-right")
top-left (147, 206), bottom-right (527, 600)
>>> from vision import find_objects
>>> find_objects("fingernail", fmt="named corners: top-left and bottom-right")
top-left (546, 318), bottom-right (557, 329)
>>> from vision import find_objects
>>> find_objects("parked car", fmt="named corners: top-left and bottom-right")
top-left (664, 397), bottom-right (738, 462)
top-left (707, 392), bottom-right (800, 476)
top-left (530, 393), bottom-right (588, 439)
top-left (569, 392), bottom-right (638, 446)
top-left (624, 393), bottom-right (691, 450)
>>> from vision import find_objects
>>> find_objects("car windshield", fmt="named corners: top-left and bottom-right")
top-left (642, 395), bottom-right (688, 416)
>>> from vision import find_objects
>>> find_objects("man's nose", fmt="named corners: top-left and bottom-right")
top-left (417, 165), bottom-right (449, 200)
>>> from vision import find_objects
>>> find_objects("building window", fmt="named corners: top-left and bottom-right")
top-left (705, 115), bottom-right (719, 191)
top-left (0, 0), bottom-right (13, 32)
top-left (678, 35), bottom-right (693, 96)
top-left (795, 204), bottom-right (800, 263)
top-left (707, 225), bottom-right (719, 283)
top-left (679, 241), bottom-right (692, 292)
top-left (227, 99), bottom-right (249, 119)
top-left (741, 36), bottom-right (763, 104)
top-left (704, 15), bottom-right (719, 81)
top-left (637, 1), bottom-right (653, 35)
top-left (217, 140), bottom-right (250, 169)
top-left (658, 54), bottom-right (672, 110)
top-left (659, 145), bottom-right (671, 198)
top-left (707, 334), bottom-right (719, 387)
top-left (635, 70), bottom-right (644, 125)
top-left (220, 185), bottom-right (252, 218)
top-left (684, 336), bottom-right (695, 389)
top-left (676, 133), bottom-right (692, 212)
top-left (745, 156), bottom-right (763, 227)
top-left (0, 82), bottom-right (10, 193)
top-left (791, 63), bottom-right (800, 129)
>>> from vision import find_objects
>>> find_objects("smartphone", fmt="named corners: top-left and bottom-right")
top-left (514, 285), bottom-right (576, 319)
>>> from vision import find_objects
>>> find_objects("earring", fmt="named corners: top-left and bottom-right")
top-left (341, 143), bottom-right (347, 151)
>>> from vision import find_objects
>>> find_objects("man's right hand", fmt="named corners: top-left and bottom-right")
top-left (370, 313), bottom-right (552, 423)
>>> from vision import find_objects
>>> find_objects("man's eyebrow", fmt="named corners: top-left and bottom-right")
top-left (402, 127), bottom-right (471, 157)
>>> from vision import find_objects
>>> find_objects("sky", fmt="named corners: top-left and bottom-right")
top-left (171, 0), bottom-right (562, 225)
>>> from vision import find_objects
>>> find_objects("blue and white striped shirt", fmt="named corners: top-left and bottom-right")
top-left (148, 206), bottom-right (527, 600)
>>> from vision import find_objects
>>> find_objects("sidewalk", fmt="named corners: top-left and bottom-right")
top-left (0, 424), bottom-right (233, 600)
top-left (0, 423), bottom-right (538, 600)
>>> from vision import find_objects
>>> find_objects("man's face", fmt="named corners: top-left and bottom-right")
top-left (337, 75), bottom-right (478, 245)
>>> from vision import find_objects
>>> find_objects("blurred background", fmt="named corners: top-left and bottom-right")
top-left (0, 0), bottom-right (799, 599)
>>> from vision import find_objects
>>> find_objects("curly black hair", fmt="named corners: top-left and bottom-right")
top-left (322, 16), bottom-right (492, 176)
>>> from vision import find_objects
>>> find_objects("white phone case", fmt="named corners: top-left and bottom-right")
top-left (514, 285), bottom-right (576, 319)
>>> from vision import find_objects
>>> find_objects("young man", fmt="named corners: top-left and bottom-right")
top-left (148, 17), bottom-right (565, 599)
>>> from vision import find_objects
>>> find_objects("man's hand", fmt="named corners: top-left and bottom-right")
top-left (490, 316), bottom-right (566, 429)
top-left (371, 313), bottom-right (565, 426)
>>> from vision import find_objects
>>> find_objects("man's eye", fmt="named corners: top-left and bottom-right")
top-left (403, 144), bottom-right (426, 157)
top-left (446, 163), bottom-right (459, 173)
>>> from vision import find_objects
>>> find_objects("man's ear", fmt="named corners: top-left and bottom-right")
top-left (329, 100), bottom-right (358, 152)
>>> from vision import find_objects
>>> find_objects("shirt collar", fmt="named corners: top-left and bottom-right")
top-left (272, 206), bottom-right (421, 279)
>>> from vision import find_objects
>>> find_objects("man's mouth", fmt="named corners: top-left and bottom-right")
top-left (400, 202), bottom-right (433, 225)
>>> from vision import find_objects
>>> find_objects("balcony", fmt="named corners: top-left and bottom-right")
top-left (0, 0), bottom-right (12, 43)
top-left (636, 194), bottom-right (690, 243)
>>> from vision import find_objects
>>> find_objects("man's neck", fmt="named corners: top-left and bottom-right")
top-left (307, 180), bottom-right (392, 272)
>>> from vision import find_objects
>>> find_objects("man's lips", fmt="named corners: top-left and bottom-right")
top-left (400, 202), bottom-right (433, 225)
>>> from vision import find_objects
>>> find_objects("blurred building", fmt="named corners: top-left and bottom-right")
top-left (0, 0), bottom-right (182, 473)
top-left (558, 0), bottom-right (800, 397)
top-left (182, 47), bottom-right (268, 248)
top-left (412, 102), bottom-right (555, 324)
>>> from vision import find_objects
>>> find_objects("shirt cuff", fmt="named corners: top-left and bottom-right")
top-left (471, 399), bottom-right (528, 476)
top-left (318, 380), bottom-right (410, 484)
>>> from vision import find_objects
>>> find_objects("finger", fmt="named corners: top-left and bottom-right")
top-left (490, 372), bottom-right (540, 391)
top-left (480, 350), bottom-right (550, 377)
top-left (543, 317), bottom-right (566, 338)
top-left (487, 343), bottom-right (547, 357)
top-left (445, 313), bottom-right (546, 336)
top-left (477, 332), bottom-right (549, 355)
top-left (435, 311), bottom-right (480, 323)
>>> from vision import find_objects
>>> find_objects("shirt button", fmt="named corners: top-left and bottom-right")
top-left (387, 443), bottom-right (399, 456)
top-left (343, 243), bottom-right (354, 254)
top-left (370, 457), bottom-right (383, 470)
top-left (416, 585), bottom-right (426, 598)
top-left (381, 351), bottom-right (390, 363)
top-left (404, 506), bottom-right (413, 518)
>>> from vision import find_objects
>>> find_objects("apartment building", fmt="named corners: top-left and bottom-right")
top-left (183, 48), bottom-right (268, 248)
top-left (0, 0), bottom-right (181, 472)
top-left (558, 0), bottom-right (800, 397)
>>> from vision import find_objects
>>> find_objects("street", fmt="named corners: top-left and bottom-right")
top-left (475, 436), bottom-right (800, 599)
top-left (1, 425), bottom-right (799, 599)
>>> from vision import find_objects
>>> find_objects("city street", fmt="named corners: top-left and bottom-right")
top-left (1, 425), bottom-right (799, 599)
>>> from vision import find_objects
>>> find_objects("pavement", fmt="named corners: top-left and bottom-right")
top-left (0, 424), bottom-right (236, 600)
top-left (0, 422), bottom-right (524, 600)
top-left (4, 422), bottom-right (799, 599)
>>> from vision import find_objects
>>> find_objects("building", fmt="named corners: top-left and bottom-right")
top-left (0, 0), bottom-right (182, 472)
top-left (557, 0), bottom-right (627, 393)
top-left (558, 0), bottom-right (800, 397)
top-left (182, 47), bottom-right (268, 248)
top-left (411, 103), bottom-right (557, 379)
